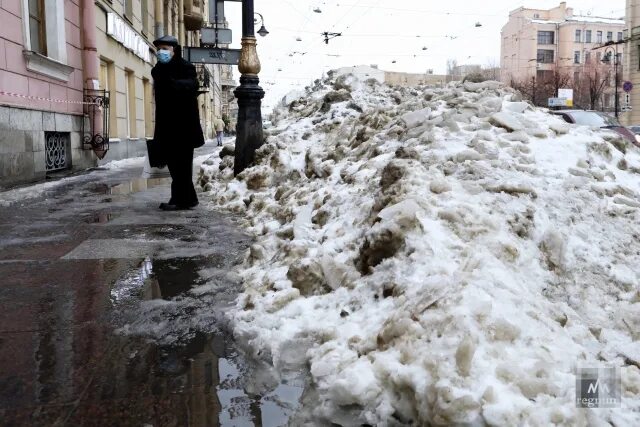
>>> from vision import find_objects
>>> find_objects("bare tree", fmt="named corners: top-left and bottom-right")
top-left (508, 65), bottom-right (572, 107)
top-left (481, 58), bottom-right (501, 81)
top-left (574, 62), bottom-right (609, 110)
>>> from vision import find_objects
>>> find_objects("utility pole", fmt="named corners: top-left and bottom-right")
top-left (234, 0), bottom-right (265, 176)
top-left (592, 40), bottom-right (622, 118)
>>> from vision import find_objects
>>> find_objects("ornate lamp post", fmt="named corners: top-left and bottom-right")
top-left (594, 40), bottom-right (622, 118)
top-left (234, 2), bottom-right (266, 176)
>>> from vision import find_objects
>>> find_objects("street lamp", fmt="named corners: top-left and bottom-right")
top-left (255, 13), bottom-right (269, 37)
top-left (234, 2), bottom-right (265, 176)
top-left (593, 40), bottom-right (622, 118)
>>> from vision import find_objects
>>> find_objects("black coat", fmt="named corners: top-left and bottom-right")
top-left (151, 49), bottom-right (204, 150)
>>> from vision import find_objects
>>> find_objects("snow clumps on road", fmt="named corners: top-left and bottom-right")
top-left (199, 73), bottom-right (640, 426)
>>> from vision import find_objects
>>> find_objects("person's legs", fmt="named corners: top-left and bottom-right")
top-left (164, 148), bottom-right (197, 209)
top-left (217, 131), bottom-right (223, 146)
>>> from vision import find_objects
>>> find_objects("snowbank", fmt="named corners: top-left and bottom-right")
top-left (199, 75), bottom-right (640, 425)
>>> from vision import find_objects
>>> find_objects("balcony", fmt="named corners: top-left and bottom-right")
top-left (221, 78), bottom-right (237, 87)
top-left (184, 0), bottom-right (204, 31)
top-left (195, 64), bottom-right (211, 95)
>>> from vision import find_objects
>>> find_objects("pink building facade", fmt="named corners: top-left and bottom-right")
top-left (0, 0), bottom-right (96, 187)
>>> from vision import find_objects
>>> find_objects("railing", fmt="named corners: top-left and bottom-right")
top-left (82, 89), bottom-right (110, 160)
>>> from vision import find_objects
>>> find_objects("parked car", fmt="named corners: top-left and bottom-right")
top-left (628, 125), bottom-right (640, 135)
top-left (550, 110), bottom-right (639, 146)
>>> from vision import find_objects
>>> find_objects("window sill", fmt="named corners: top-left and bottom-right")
top-left (23, 51), bottom-right (74, 82)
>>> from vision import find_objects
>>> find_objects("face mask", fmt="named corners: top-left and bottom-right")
top-left (156, 49), bottom-right (172, 64)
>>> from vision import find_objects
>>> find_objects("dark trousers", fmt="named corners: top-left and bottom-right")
top-left (167, 148), bottom-right (198, 207)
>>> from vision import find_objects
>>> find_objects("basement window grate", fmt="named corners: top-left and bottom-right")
top-left (45, 131), bottom-right (70, 172)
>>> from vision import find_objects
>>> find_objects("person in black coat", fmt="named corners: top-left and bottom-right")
top-left (151, 35), bottom-right (204, 211)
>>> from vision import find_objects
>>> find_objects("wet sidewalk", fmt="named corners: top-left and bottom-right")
top-left (0, 145), bottom-right (303, 426)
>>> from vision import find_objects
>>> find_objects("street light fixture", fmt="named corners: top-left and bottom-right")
top-left (592, 40), bottom-right (622, 118)
top-left (255, 13), bottom-right (269, 37)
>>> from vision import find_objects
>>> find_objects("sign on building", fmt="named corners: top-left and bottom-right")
top-left (548, 97), bottom-right (569, 107)
top-left (201, 28), bottom-right (233, 45)
top-left (107, 13), bottom-right (151, 63)
top-left (558, 88), bottom-right (573, 107)
top-left (183, 47), bottom-right (241, 65)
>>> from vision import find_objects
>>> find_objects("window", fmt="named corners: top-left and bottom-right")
top-left (536, 70), bottom-right (553, 81)
top-left (534, 13), bottom-right (540, 19)
top-left (537, 49), bottom-right (554, 63)
top-left (586, 30), bottom-right (592, 43)
top-left (585, 52), bottom-right (591, 63)
top-left (141, 0), bottom-right (149, 34)
top-left (124, 0), bottom-right (133, 20)
top-left (574, 50), bottom-right (581, 64)
top-left (575, 29), bottom-right (581, 42)
top-left (28, 0), bottom-right (46, 55)
top-left (574, 71), bottom-right (580, 83)
top-left (607, 31), bottom-right (613, 42)
top-left (618, 32), bottom-right (623, 41)
top-left (597, 31), bottom-right (603, 43)
top-left (143, 78), bottom-right (153, 138)
top-left (125, 70), bottom-right (136, 138)
top-left (538, 31), bottom-right (554, 44)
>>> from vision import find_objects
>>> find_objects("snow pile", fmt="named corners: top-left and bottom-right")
top-left (199, 76), bottom-right (640, 425)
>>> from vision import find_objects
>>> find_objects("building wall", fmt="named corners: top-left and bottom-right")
top-left (501, 2), bottom-right (624, 114)
top-left (625, 0), bottom-right (640, 124)
top-left (0, 0), bottom-right (94, 187)
top-left (94, 0), bottom-right (156, 164)
top-left (385, 71), bottom-right (447, 86)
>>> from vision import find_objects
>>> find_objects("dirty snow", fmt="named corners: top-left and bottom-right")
top-left (199, 74), bottom-right (640, 425)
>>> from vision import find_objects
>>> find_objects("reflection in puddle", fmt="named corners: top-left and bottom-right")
top-left (111, 257), bottom-right (221, 302)
top-left (109, 178), bottom-right (172, 195)
top-left (108, 256), bottom-right (304, 426)
top-left (82, 211), bottom-right (118, 224)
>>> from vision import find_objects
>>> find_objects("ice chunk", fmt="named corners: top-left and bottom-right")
top-left (400, 107), bottom-right (432, 129)
top-left (489, 112), bottom-right (525, 132)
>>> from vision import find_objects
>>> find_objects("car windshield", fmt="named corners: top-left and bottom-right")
top-left (567, 111), bottom-right (620, 127)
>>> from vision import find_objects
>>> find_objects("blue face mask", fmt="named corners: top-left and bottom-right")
top-left (156, 49), bottom-right (172, 64)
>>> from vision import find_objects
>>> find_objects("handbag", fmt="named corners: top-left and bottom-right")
top-left (146, 139), bottom-right (166, 168)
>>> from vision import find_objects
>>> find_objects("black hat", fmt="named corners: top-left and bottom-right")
top-left (153, 35), bottom-right (179, 48)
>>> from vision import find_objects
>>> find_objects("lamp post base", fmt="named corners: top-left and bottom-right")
top-left (234, 74), bottom-right (265, 176)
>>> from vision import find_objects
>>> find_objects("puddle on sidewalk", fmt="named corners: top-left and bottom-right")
top-left (81, 211), bottom-right (119, 224)
top-left (104, 256), bottom-right (305, 426)
top-left (109, 178), bottom-right (172, 195)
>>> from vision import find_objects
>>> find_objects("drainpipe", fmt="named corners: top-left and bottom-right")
top-left (81, 0), bottom-right (102, 140)
top-left (178, 0), bottom-right (185, 45)
top-left (155, 0), bottom-right (164, 38)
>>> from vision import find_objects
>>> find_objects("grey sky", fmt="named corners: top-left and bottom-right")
top-left (223, 1), bottom-right (625, 110)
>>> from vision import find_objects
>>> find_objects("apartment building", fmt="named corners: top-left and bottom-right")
top-left (624, 0), bottom-right (640, 125)
top-left (0, 0), bottom-right (93, 186)
top-left (96, 0), bottom-right (228, 157)
top-left (501, 2), bottom-right (624, 111)
top-left (1, 0), bottom-right (235, 186)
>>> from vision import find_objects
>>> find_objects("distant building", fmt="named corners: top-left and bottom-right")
top-left (624, 0), bottom-right (640, 124)
top-left (501, 2), bottom-right (624, 111)
top-left (335, 66), bottom-right (447, 87)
